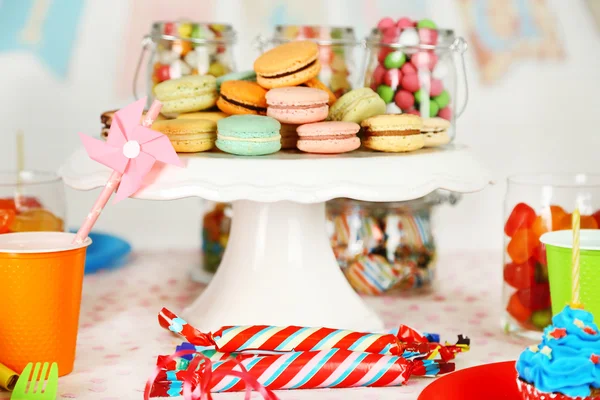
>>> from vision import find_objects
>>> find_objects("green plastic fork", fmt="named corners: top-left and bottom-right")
top-left (10, 363), bottom-right (58, 400)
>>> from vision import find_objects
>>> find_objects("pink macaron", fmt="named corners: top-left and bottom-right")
top-left (297, 121), bottom-right (361, 154)
top-left (266, 87), bottom-right (329, 124)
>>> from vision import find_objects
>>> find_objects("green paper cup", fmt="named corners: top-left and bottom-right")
top-left (541, 229), bottom-right (600, 320)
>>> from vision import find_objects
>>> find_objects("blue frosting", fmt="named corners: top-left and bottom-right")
top-left (516, 306), bottom-right (600, 398)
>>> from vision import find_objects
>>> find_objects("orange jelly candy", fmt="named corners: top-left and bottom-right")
top-left (556, 214), bottom-right (599, 231)
top-left (507, 229), bottom-right (539, 264)
top-left (531, 205), bottom-right (568, 238)
top-left (10, 209), bottom-right (64, 232)
top-left (0, 209), bottom-right (16, 233)
top-left (506, 292), bottom-right (533, 323)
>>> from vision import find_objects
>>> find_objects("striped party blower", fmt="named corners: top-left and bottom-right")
top-left (158, 308), bottom-right (469, 361)
top-left (148, 348), bottom-right (454, 396)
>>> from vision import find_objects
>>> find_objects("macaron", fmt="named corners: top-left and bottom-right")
top-left (217, 81), bottom-right (268, 115)
top-left (328, 88), bottom-right (386, 124)
top-left (102, 110), bottom-right (166, 140)
top-left (254, 41), bottom-right (321, 89)
top-left (154, 75), bottom-right (218, 116)
top-left (297, 121), bottom-right (360, 154)
top-left (361, 114), bottom-right (424, 153)
top-left (216, 70), bottom-right (257, 91)
top-left (302, 78), bottom-right (337, 106)
top-left (176, 111), bottom-right (228, 121)
top-left (266, 87), bottom-right (329, 124)
top-left (280, 123), bottom-right (299, 149)
top-left (151, 118), bottom-right (217, 153)
top-left (216, 115), bottom-right (281, 156)
top-left (421, 117), bottom-right (451, 147)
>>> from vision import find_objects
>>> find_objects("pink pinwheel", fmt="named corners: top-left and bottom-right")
top-left (73, 98), bottom-right (182, 244)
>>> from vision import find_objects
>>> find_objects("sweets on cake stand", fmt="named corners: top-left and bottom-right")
top-left (60, 144), bottom-right (491, 332)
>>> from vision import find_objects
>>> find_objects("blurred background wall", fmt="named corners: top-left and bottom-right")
top-left (0, 0), bottom-right (598, 251)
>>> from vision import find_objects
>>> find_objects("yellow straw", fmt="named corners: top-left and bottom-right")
top-left (572, 208), bottom-right (581, 306)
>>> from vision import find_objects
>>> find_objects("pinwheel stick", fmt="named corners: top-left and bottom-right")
top-left (73, 101), bottom-right (163, 244)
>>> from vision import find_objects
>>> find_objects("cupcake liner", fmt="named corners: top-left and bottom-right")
top-left (516, 378), bottom-right (600, 400)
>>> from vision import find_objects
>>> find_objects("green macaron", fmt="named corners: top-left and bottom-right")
top-left (328, 87), bottom-right (387, 124)
top-left (216, 115), bottom-right (281, 156)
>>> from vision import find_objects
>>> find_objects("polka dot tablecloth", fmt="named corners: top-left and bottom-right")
top-left (0, 251), bottom-right (535, 400)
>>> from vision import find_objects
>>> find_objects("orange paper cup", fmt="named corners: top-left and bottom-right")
top-left (0, 232), bottom-right (91, 376)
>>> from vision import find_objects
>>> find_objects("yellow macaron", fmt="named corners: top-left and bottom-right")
top-left (176, 111), bottom-right (229, 121)
top-left (151, 118), bottom-right (217, 153)
top-left (361, 114), bottom-right (424, 153)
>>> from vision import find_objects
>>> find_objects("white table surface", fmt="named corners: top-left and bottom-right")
top-left (0, 250), bottom-right (534, 400)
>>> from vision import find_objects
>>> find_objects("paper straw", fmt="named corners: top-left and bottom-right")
top-left (572, 208), bottom-right (581, 305)
top-left (73, 101), bottom-right (162, 244)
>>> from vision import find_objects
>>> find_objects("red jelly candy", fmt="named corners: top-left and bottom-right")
top-left (14, 196), bottom-right (43, 211)
top-left (506, 292), bottom-right (532, 323)
top-left (593, 210), bottom-right (600, 228)
top-left (504, 259), bottom-right (535, 289)
top-left (504, 203), bottom-right (536, 237)
top-left (507, 229), bottom-right (539, 264)
top-left (0, 209), bottom-right (16, 234)
top-left (532, 244), bottom-right (547, 266)
top-left (517, 284), bottom-right (550, 311)
top-left (0, 198), bottom-right (16, 212)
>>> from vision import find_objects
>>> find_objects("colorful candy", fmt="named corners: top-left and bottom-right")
top-left (368, 17), bottom-right (451, 120)
top-left (0, 197), bottom-right (63, 234)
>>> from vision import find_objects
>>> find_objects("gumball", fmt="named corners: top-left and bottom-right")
top-left (401, 74), bottom-right (419, 92)
top-left (433, 90), bottom-right (450, 109)
top-left (384, 51), bottom-right (406, 69)
top-left (438, 107), bottom-right (452, 121)
top-left (417, 19), bottom-right (438, 29)
top-left (394, 90), bottom-right (414, 110)
top-left (378, 48), bottom-right (393, 64)
top-left (372, 64), bottom-right (387, 86)
top-left (396, 17), bottom-right (415, 30)
top-left (531, 309), bottom-right (553, 329)
top-left (377, 17), bottom-right (396, 32)
top-left (370, 81), bottom-right (379, 91)
top-left (504, 259), bottom-right (535, 289)
top-left (405, 108), bottom-right (420, 116)
top-left (157, 49), bottom-right (180, 65)
top-left (173, 39), bottom-right (193, 56)
top-left (505, 203), bottom-right (536, 237)
top-left (507, 229), bottom-right (539, 264)
top-left (0, 209), bottom-right (16, 233)
top-left (430, 79), bottom-right (443, 97)
top-left (418, 28), bottom-right (439, 45)
top-left (383, 68), bottom-right (402, 88)
top-left (401, 63), bottom-right (417, 75)
top-left (414, 89), bottom-right (424, 103)
top-left (164, 22), bottom-right (175, 35)
top-left (155, 64), bottom-right (171, 82)
top-left (209, 61), bottom-right (227, 77)
top-left (411, 51), bottom-right (438, 71)
top-left (377, 85), bottom-right (395, 104)
top-left (517, 283), bottom-right (550, 311)
top-left (506, 292), bottom-right (532, 324)
top-left (427, 101), bottom-right (439, 117)
top-left (399, 28), bottom-right (419, 47)
top-left (382, 26), bottom-right (400, 40)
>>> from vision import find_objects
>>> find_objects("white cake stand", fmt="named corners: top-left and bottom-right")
top-left (60, 144), bottom-right (491, 332)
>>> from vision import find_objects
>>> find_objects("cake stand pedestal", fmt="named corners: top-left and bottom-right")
top-left (60, 144), bottom-right (491, 332)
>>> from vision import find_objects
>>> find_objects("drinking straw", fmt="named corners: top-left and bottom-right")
top-left (572, 208), bottom-right (581, 306)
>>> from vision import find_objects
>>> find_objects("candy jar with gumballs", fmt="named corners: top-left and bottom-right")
top-left (503, 174), bottom-right (600, 338)
top-left (362, 17), bottom-right (468, 145)
top-left (133, 21), bottom-right (237, 105)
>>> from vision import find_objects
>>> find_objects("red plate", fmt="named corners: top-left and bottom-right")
top-left (418, 361), bottom-right (521, 400)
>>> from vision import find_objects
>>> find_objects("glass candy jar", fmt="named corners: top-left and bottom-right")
top-left (326, 192), bottom-right (458, 295)
top-left (503, 174), bottom-right (600, 338)
top-left (362, 28), bottom-right (468, 142)
top-left (257, 25), bottom-right (361, 97)
top-left (134, 21), bottom-right (237, 101)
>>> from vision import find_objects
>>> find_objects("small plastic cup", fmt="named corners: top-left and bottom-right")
top-left (540, 229), bottom-right (600, 320)
top-left (0, 232), bottom-right (91, 376)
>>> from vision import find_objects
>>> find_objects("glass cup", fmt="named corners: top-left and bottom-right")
top-left (0, 171), bottom-right (65, 234)
top-left (0, 232), bottom-right (91, 376)
top-left (502, 174), bottom-right (600, 338)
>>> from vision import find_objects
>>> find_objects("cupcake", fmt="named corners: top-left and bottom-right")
top-left (516, 305), bottom-right (600, 399)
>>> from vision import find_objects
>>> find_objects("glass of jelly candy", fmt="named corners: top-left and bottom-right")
top-left (0, 171), bottom-right (65, 234)
top-left (503, 174), bottom-right (600, 338)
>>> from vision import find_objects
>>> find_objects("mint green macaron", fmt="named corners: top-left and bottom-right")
top-left (216, 115), bottom-right (281, 156)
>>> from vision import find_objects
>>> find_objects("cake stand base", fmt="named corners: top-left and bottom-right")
top-left (183, 200), bottom-right (384, 332)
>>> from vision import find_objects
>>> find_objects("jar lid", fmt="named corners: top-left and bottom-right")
top-left (272, 25), bottom-right (359, 46)
top-left (150, 21), bottom-right (236, 44)
top-left (365, 28), bottom-right (456, 51)
top-left (328, 190), bottom-right (460, 213)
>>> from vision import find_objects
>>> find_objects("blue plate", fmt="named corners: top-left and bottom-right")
top-left (70, 231), bottom-right (132, 274)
